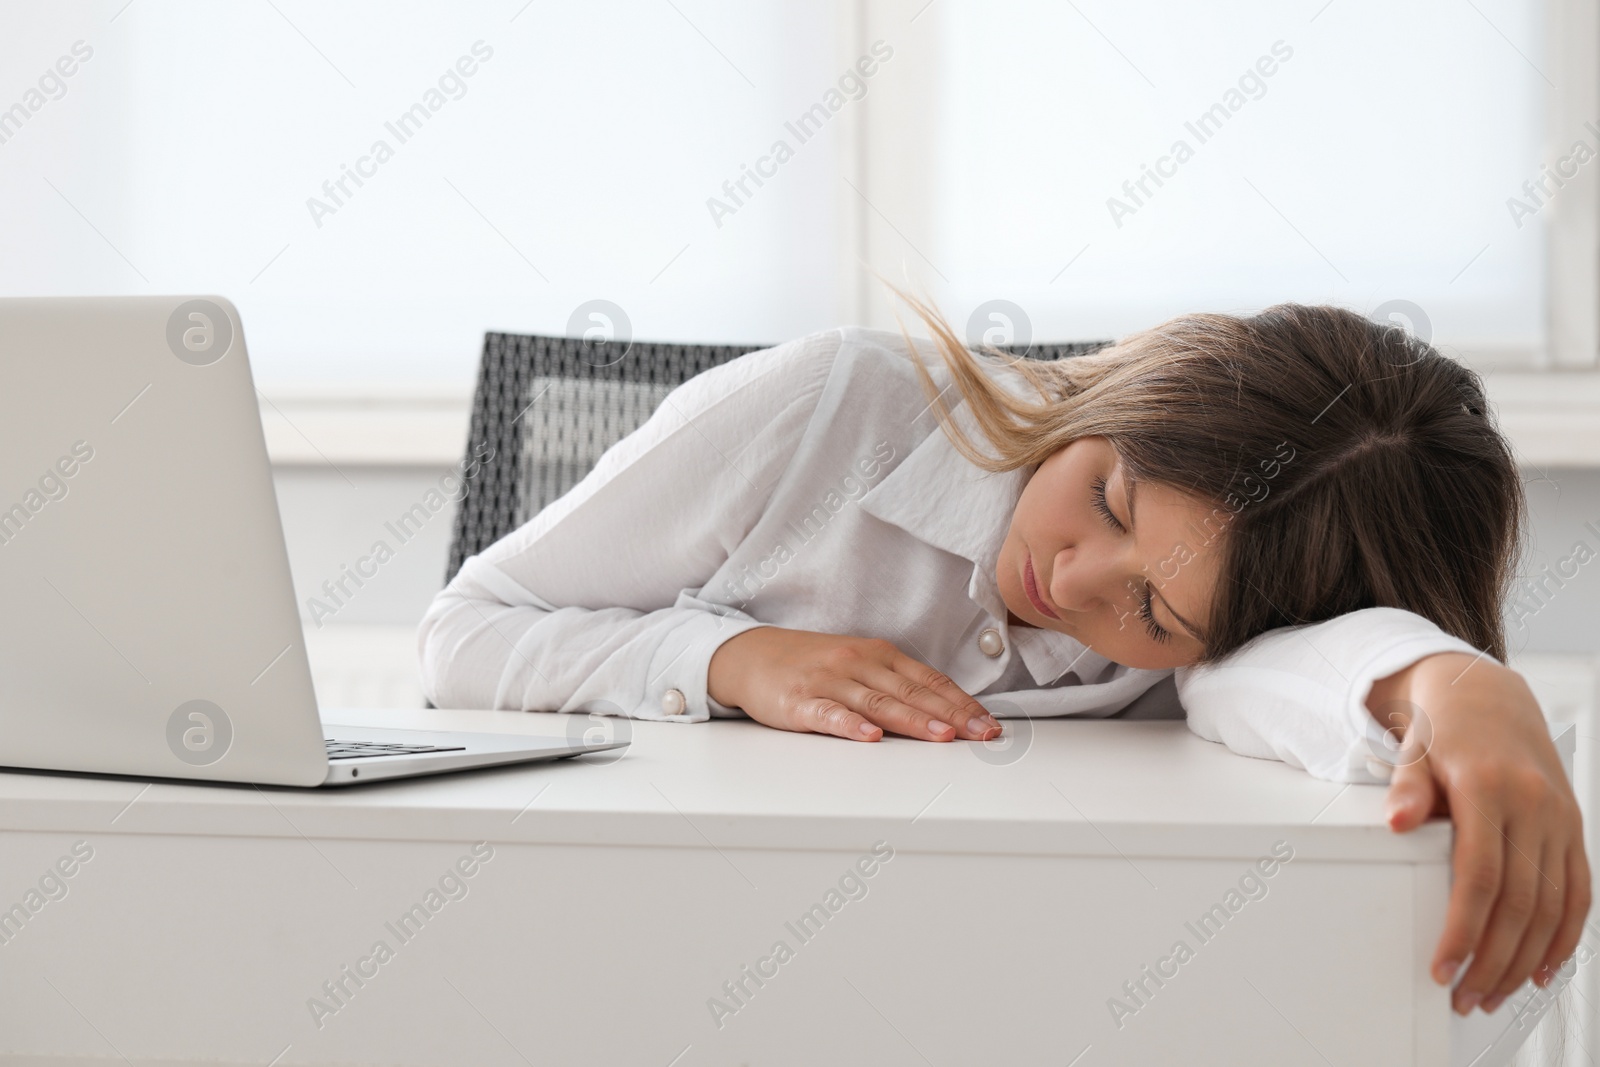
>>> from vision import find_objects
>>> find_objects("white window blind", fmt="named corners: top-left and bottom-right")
top-left (0, 0), bottom-right (1580, 385)
top-left (857, 0), bottom-right (1554, 363)
top-left (0, 0), bottom-right (850, 386)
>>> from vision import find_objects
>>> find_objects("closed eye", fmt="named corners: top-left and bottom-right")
top-left (1095, 477), bottom-right (1171, 644)
top-left (1138, 585), bottom-right (1172, 644)
top-left (1091, 477), bottom-right (1126, 533)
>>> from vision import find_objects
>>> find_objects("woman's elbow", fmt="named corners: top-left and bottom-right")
top-left (416, 588), bottom-right (467, 708)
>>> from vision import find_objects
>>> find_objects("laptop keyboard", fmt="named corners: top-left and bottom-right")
top-left (324, 738), bottom-right (467, 760)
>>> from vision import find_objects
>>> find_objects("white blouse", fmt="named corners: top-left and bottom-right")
top-left (418, 326), bottom-right (1484, 783)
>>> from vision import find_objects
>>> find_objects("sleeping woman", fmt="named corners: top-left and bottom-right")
top-left (419, 294), bottom-right (1589, 1018)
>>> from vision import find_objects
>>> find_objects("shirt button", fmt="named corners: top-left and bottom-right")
top-left (977, 627), bottom-right (1004, 657)
top-left (661, 688), bottom-right (687, 716)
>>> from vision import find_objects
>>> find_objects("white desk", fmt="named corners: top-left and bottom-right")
top-left (0, 710), bottom-right (1561, 1066)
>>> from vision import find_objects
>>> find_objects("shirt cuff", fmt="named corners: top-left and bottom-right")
top-left (1329, 608), bottom-right (1490, 780)
top-left (635, 599), bottom-right (769, 723)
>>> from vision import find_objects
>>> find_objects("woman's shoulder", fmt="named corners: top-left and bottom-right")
top-left (688, 326), bottom-right (937, 403)
top-left (834, 325), bottom-right (941, 371)
top-left (664, 327), bottom-right (845, 414)
top-left (680, 324), bottom-right (1001, 430)
top-left (824, 325), bottom-right (973, 396)
top-left (745, 325), bottom-right (943, 368)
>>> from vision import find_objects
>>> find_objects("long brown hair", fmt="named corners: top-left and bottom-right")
top-left (893, 291), bottom-right (1523, 664)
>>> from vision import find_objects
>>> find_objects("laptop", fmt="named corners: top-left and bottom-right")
top-left (0, 295), bottom-right (627, 786)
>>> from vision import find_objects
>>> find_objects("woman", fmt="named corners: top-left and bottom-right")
top-left (420, 295), bottom-right (1588, 1019)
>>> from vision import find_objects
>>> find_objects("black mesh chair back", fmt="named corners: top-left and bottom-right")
top-left (444, 332), bottom-right (1112, 583)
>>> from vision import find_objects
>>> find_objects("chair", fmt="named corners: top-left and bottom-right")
top-left (444, 331), bottom-right (1112, 584)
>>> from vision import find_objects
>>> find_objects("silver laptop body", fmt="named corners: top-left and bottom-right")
top-left (0, 295), bottom-right (625, 786)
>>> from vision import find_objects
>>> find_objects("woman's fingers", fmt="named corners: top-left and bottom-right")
top-left (883, 652), bottom-right (1000, 739)
top-left (1378, 655), bottom-right (1591, 1007)
top-left (747, 639), bottom-right (942, 741)
top-left (732, 632), bottom-right (1001, 743)
top-left (1538, 847), bottom-right (1592, 985)
top-left (1482, 838), bottom-right (1567, 1011)
top-left (1434, 792), bottom-right (1503, 993)
top-left (834, 679), bottom-right (958, 740)
top-left (1452, 813), bottom-right (1543, 1013)
top-left (796, 698), bottom-right (883, 741)
top-left (1388, 750), bottom-right (1488, 993)
top-left (861, 664), bottom-right (998, 740)
top-left (1384, 745), bottom-right (1438, 832)
top-left (796, 669), bottom-right (997, 744)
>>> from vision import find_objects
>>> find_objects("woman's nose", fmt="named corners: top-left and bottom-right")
top-left (1050, 545), bottom-right (1112, 613)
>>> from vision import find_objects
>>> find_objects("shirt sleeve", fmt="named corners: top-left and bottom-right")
top-left (418, 329), bottom-right (843, 722)
top-left (1174, 606), bottom-right (1490, 783)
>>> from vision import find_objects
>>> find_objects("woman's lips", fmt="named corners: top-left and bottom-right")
top-left (1024, 554), bottom-right (1060, 619)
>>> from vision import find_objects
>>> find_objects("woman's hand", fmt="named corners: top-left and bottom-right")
top-left (1369, 652), bottom-right (1591, 1015)
top-left (708, 626), bottom-right (1002, 742)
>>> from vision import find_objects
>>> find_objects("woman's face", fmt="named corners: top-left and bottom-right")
top-left (997, 436), bottom-right (1223, 670)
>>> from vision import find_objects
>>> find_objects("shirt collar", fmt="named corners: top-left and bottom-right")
top-left (855, 399), bottom-right (1113, 688)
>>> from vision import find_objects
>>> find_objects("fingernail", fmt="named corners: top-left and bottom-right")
top-left (859, 722), bottom-right (878, 738)
top-left (1455, 990), bottom-right (1482, 1015)
top-left (1482, 994), bottom-right (1505, 1014)
top-left (1433, 959), bottom-right (1461, 986)
top-left (968, 716), bottom-right (992, 737)
top-left (929, 721), bottom-right (953, 738)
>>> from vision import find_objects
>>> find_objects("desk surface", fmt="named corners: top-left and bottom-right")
top-left (0, 708), bottom-right (1449, 862)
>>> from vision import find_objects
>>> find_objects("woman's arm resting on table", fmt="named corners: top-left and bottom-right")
top-left (419, 329), bottom-right (995, 742)
top-left (1374, 652), bottom-right (1591, 1016)
top-left (418, 332), bottom-right (831, 720)
top-left (1176, 606), bottom-right (1590, 1014)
